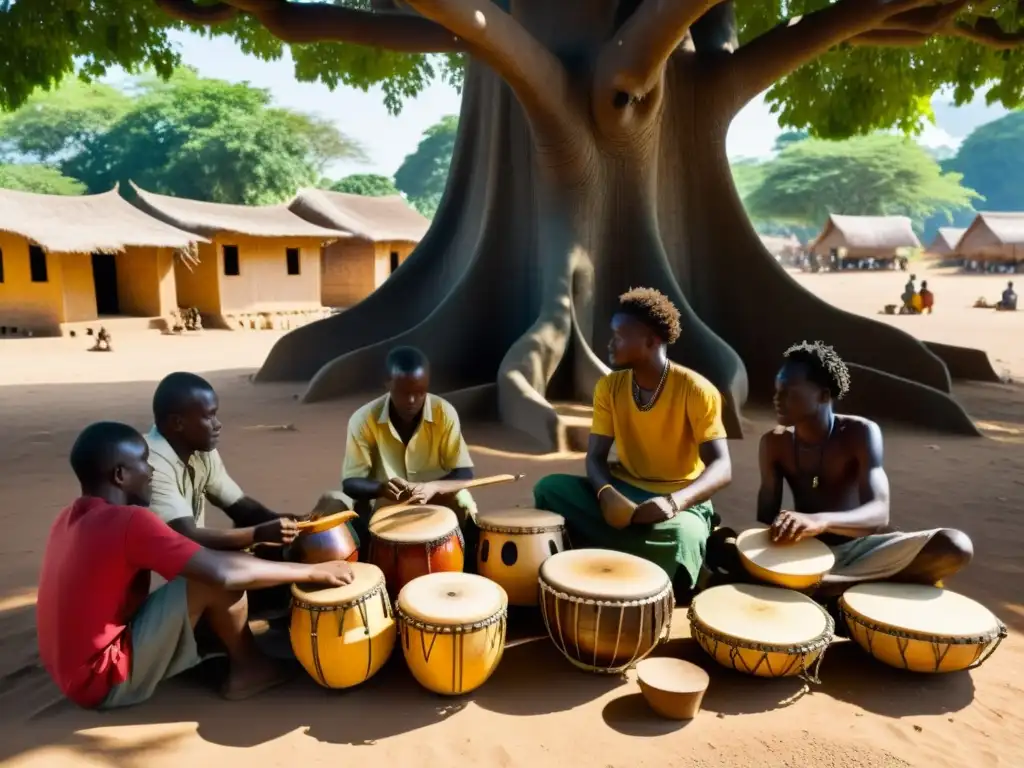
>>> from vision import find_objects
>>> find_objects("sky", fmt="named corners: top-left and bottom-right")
top-left (171, 31), bottom-right (1011, 180)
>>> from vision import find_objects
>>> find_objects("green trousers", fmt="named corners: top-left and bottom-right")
top-left (533, 474), bottom-right (714, 590)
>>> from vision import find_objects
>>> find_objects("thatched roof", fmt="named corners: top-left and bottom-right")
top-left (759, 233), bottom-right (802, 255)
top-left (810, 214), bottom-right (921, 254)
top-left (130, 183), bottom-right (346, 240)
top-left (926, 227), bottom-right (966, 256)
top-left (0, 186), bottom-right (205, 253)
top-left (289, 188), bottom-right (429, 243)
top-left (958, 213), bottom-right (1024, 259)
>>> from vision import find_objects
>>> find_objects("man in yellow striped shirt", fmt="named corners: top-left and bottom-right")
top-left (534, 288), bottom-right (733, 594)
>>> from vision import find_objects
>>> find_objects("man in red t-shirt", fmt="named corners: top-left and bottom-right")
top-left (37, 421), bottom-right (355, 709)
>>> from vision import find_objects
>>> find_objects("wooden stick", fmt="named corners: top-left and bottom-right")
top-left (295, 509), bottom-right (359, 533)
top-left (450, 473), bottom-right (525, 492)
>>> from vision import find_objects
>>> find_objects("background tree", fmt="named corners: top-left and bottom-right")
top-left (0, 80), bottom-right (131, 164)
top-left (745, 134), bottom-right (978, 228)
top-left (945, 110), bottom-right (1024, 215)
top-left (327, 173), bottom-right (401, 196)
top-left (64, 70), bottom-right (365, 204)
top-left (6, 1), bottom-right (1023, 446)
top-left (0, 164), bottom-right (85, 195)
top-left (394, 114), bottom-right (458, 218)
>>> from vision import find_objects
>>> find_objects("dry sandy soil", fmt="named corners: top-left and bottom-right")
top-left (0, 269), bottom-right (1021, 768)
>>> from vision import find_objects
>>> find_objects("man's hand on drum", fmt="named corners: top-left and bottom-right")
top-left (253, 516), bottom-right (300, 545)
top-left (385, 478), bottom-right (436, 505)
top-left (598, 486), bottom-right (636, 527)
top-left (631, 496), bottom-right (676, 525)
top-left (771, 510), bottom-right (827, 543)
top-left (308, 560), bottom-right (356, 586)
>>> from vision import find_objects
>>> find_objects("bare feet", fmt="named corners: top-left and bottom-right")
top-left (222, 655), bottom-right (293, 701)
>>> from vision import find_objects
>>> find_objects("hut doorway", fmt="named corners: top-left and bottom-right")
top-left (91, 252), bottom-right (120, 316)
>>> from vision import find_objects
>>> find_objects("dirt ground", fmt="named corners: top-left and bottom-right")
top-left (0, 268), bottom-right (1021, 768)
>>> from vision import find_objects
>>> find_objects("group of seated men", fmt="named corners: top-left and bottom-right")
top-left (36, 287), bottom-right (973, 711)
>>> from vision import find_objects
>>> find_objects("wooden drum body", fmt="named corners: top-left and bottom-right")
top-left (539, 549), bottom-right (674, 674)
top-left (736, 527), bottom-right (835, 591)
top-left (368, 505), bottom-right (465, 598)
top-left (840, 583), bottom-right (1007, 673)
top-left (476, 508), bottom-right (566, 606)
top-left (689, 584), bottom-right (834, 680)
top-left (289, 562), bottom-right (396, 689)
top-left (397, 572), bottom-right (508, 695)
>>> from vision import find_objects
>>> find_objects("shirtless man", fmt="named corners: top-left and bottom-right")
top-left (36, 421), bottom-right (353, 709)
top-left (746, 341), bottom-right (973, 589)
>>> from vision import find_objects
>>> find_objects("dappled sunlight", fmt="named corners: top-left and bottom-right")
top-left (0, 588), bottom-right (36, 615)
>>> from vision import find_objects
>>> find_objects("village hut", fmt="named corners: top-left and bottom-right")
top-left (758, 233), bottom-right (803, 264)
top-left (0, 186), bottom-right (203, 336)
top-left (924, 227), bottom-right (966, 265)
top-left (810, 214), bottom-right (921, 268)
top-left (289, 188), bottom-right (430, 307)
top-left (130, 183), bottom-right (347, 330)
top-left (956, 212), bottom-right (1024, 268)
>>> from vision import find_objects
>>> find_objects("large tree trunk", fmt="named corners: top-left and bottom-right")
top-left (256, 4), bottom-right (979, 450)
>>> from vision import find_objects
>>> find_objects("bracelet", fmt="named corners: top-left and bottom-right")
top-left (667, 495), bottom-right (682, 513)
top-left (596, 484), bottom-right (614, 499)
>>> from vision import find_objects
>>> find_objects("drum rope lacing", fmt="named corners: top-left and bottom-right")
top-left (396, 606), bottom-right (508, 695)
top-left (687, 603), bottom-right (835, 684)
top-left (294, 579), bottom-right (392, 687)
top-left (839, 606), bottom-right (1008, 672)
top-left (538, 579), bottom-right (674, 674)
top-left (477, 523), bottom-right (566, 536)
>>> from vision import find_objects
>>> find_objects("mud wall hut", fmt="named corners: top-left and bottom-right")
top-left (0, 187), bottom-right (203, 336)
top-left (131, 184), bottom-right (346, 330)
top-left (810, 214), bottom-right (921, 265)
top-left (957, 213), bottom-right (1024, 267)
top-left (289, 188), bottom-right (429, 307)
top-left (924, 227), bottom-right (966, 265)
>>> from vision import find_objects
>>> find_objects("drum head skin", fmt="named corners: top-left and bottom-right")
top-left (370, 505), bottom-right (459, 543)
top-left (692, 584), bottom-right (828, 646)
top-left (842, 583), bottom-right (1000, 639)
top-left (398, 572), bottom-right (507, 626)
top-left (291, 562), bottom-right (384, 606)
top-left (635, 657), bottom-right (709, 694)
top-left (540, 549), bottom-right (669, 601)
top-left (736, 527), bottom-right (835, 576)
top-left (476, 508), bottom-right (565, 532)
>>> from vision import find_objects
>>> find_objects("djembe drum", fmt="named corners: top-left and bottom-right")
top-left (539, 549), bottom-right (674, 674)
top-left (839, 583), bottom-right (1007, 673)
top-left (689, 583), bottom-right (834, 680)
top-left (396, 572), bottom-right (508, 695)
top-left (735, 526), bottom-right (835, 591)
top-left (368, 505), bottom-right (465, 598)
top-left (476, 508), bottom-right (567, 606)
top-left (289, 562), bottom-right (396, 689)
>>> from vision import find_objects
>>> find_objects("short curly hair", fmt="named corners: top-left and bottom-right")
top-left (782, 340), bottom-right (851, 400)
top-left (617, 287), bottom-right (681, 344)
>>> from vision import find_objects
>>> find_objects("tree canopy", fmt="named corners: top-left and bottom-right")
top-left (743, 134), bottom-right (978, 227)
top-left (4, 1), bottom-right (1024, 139)
top-left (394, 115), bottom-right (457, 218)
top-left (327, 173), bottom-right (400, 196)
top-left (0, 163), bottom-right (85, 195)
top-left (944, 110), bottom-right (1024, 214)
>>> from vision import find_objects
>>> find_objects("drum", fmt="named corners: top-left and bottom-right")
top-left (289, 562), bottom-right (396, 689)
top-left (839, 583), bottom-right (1007, 673)
top-left (689, 584), bottom-right (834, 680)
top-left (368, 505), bottom-right (465, 598)
top-left (476, 508), bottom-right (567, 606)
top-left (735, 526), bottom-right (835, 590)
top-left (396, 572), bottom-right (507, 695)
top-left (289, 510), bottom-right (360, 565)
top-left (539, 549), bottom-right (674, 674)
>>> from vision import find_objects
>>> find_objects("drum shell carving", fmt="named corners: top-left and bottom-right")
top-left (290, 576), bottom-right (396, 689)
top-left (477, 524), bottom-right (566, 606)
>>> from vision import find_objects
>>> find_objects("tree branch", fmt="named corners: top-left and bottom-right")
top-left (850, 2), bottom-right (1024, 52)
top-left (402, 0), bottom-right (575, 135)
top-left (154, 0), bottom-right (464, 53)
top-left (721, 0), bottom-right (937, 111)
top-left (596, 0), bottom-right (730, 96)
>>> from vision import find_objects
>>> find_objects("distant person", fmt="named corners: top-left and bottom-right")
top-left (919, 281), bottom-right (934, 314)
top-left (999, 281), bottom-right (1017, 311)
top-left (36, 421), bottom-right (354, 709)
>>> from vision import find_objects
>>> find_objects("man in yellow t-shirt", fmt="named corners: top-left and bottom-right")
top-left (320, 346), bottom-right (477, 560)
top-left (533, 288), bottom-right (733, 592)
